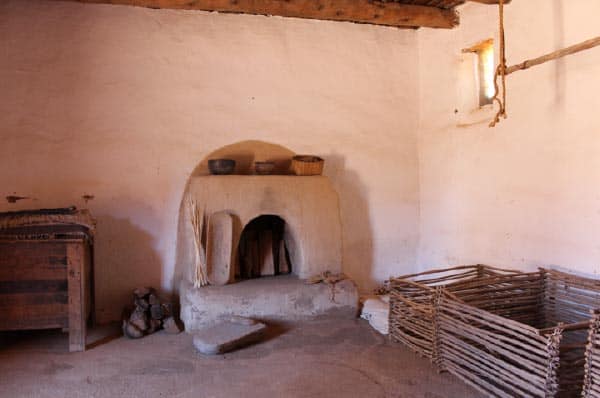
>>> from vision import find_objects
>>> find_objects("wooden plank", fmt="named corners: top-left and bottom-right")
top-left (0, 309), bottom-right (68, 331)
top-left (0, 242), bottom-right (66, 266)
top-left (67, 243), bottom-right (86, 352)
top-left (0, 241), bottom-right (66, 253)
top-left (0, 263), bottom-right (67, 281)
top-left (0, 292), bottom-right (68, 307)
top-left (0, 299), bottom-right (68, 330)
top-left (0, 279), bottom-right (68, 294)
top-left (63, 0), bottom-right (460, 29)
top-left (84, 243), bottom-right (95, 326)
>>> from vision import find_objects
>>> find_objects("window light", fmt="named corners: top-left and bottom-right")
top-left (463, 39), bottom-right (495, 107)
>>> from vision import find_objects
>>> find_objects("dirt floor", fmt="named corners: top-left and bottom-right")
top-left (0, 318), bottom-right (483, 398)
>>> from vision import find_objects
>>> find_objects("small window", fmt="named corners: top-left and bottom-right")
top-left (463, 39), bottom-right (495, 107)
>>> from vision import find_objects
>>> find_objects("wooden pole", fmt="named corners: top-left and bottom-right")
top-left (505, 36), bottom-right (600, 75)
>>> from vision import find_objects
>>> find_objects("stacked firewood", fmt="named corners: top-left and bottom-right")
top-left (122, 287), bottom-right (182, 338)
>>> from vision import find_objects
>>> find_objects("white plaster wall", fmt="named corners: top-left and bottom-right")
top-left (0, 0), bottom-right (420, 322)
top-left (417, 1), bottom-right (600, 275)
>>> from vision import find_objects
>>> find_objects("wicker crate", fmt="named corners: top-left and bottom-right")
top-left (390, 265), bottom-right (600, 398)
top-left (388, 264), bottom-right (520, 359)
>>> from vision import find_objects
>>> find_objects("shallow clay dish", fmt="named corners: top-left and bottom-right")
top-left (208, 159), bottom-right (236, 175)
top-left (254, 161), bottom-right (275, 175)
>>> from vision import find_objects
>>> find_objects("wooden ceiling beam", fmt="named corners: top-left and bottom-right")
top-left (468, 0), bottom-right (511, 4)
top-left (63, 0), bottom-right (460, 29)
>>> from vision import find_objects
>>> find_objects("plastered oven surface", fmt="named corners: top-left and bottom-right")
top-left (182, 176), bottom-right (342, 281)
top-left (0, 0), bottom-right (420, 322)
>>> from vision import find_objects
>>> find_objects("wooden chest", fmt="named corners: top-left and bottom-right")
top-left (0, 224), bottom-right (94, 352)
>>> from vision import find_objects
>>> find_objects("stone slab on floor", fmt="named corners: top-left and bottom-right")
top-left (192, 319), bottom-right (267, 355)
top-left (180, 275), bottom-right (358, 331)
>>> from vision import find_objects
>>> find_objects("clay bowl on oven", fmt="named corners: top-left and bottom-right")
top-left (291, 155), bottom-right (324, 176)
top-left (208, 159), bottom-right (236, 175)
top-left (254, 161), bottom-right (275, 175)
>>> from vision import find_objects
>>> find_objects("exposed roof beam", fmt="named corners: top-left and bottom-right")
top-left (63, 0), bottom-right (460, 29)
top-left (468, 0), bottom-right (511, 4)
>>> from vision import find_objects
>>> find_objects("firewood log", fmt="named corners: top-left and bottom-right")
top-left (161, 303), bottom-right (173, 318)
top-left (134, 297), bottom-right (149, 310)
top-left (162, 316), bottom-right (183, 334)
top-left (148, 293), bottom-right (160, 306)
top-left (147, 318), bottom-right (162, 334)
top-left (129, 307), bottom-right (149, 331)
top-left (122, 320), bottom-right (144, 339)
top-left (150, 304), bottom-right (164, 320)
top-left (133, 287), bottom-right (154, 298)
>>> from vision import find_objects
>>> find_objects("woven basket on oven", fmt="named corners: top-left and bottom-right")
top-left (291, 155), bottom-right (324, 176)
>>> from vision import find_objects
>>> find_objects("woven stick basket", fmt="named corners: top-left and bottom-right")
top-left (291, 155), bottom-right (324, 176)
top-left (389, 265), bottom-right (600, 397)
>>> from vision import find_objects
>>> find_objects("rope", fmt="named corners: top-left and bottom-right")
top-left (432, 286), bottom-right (445, 371)
top-left (545, 324), bottom-right (564, 397)
top-left (582, 313), bottom-right (600, 396)
top-left (489, 0), bottom-right (507, 128)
